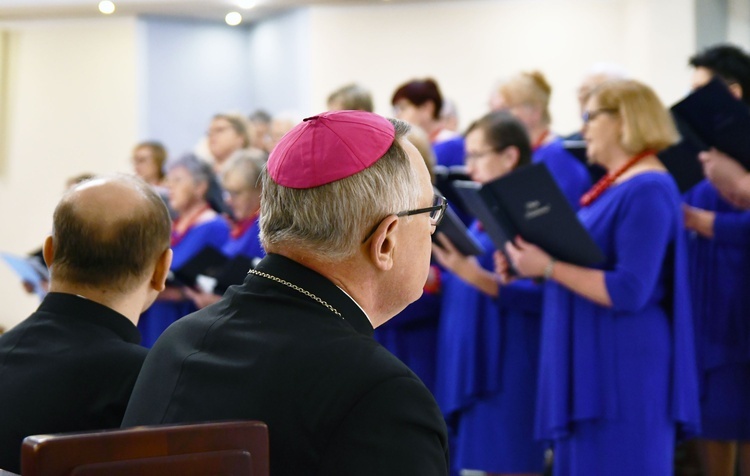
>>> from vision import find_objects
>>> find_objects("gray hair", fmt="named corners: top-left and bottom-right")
top-left (222, 149), bottom-right (265, 190)
top-left (166, 153), bottom-right (228, 215)
top-left (259, 118), bottom-right (420, 261)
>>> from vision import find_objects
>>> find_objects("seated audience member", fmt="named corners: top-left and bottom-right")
top-left (206, 113), bottom-right (254, 173)
top-left (122, 111), bottom-right (450, 475)
top-left (184, 150), bottom-right (266, 309)
top-left (327, 83), bottom-right (374, 112)
top-left (391, 77), bottom-right (465, 168)
top-left (499, 79), bottom-right (699, 475)
top-left (0, 175), bottom-right (172, 474)
top-left (432, 111), bottom-right (545, 476)
top-left (689, 44), bottom-right (750, 210)
top-left (491, 70), bottom-right (590, 207)
top-left (684, 43), bottom-right (750, 476)
top-left (131, 141), bottom-right (167, 187)
top-left (137, 154), bottom-right (230, 347)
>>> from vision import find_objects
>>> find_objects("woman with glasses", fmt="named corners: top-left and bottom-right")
top-left (138, 154), bottom-right (230, 347)
top-left (491, 71), bottom-right (590, 208)
top-left (184, 150), bottom-right (267, 310)
top-left (432, 110), bottom-right (545, 476)
top-left (499, 79), bottom-right (700, 475)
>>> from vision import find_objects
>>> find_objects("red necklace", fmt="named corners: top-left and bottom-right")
top-left (579, 150), bottom-right (655, 207)
top-left (230, 211), bottom-right (259, 239)
top-left (531, 129), bottom-right (550, 152)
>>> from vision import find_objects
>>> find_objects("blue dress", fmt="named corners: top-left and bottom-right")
top-left (137, 216), bottom-right (230, 347)
top-left (538, 173), bottom-right (700, 475)
top-left (433, 136), bottom-right (465, 168)
top-left (435, 225), bottom-right (546, 473)
top-left (221, 215), bottom-right (265, 260)
top-left (374, 264), bottom-right (442, 394)
top-left (684, 179), bottom-right (750, 439)
top-left (534, 138), bottom-right (591, 208)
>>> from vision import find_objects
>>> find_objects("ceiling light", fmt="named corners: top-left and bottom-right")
top-left (237, 0), bottom-right (256, 9)
top-left (98, 0), bottom-right (116, 14)
top-left (225, 12), bottom-right (243, 26)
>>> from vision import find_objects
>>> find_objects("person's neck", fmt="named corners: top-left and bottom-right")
top-left (528, 125), bottom-right (551, 148)
top-left (48, 281), bottom-right (143, 325)
top-left (423, 120), bottom-right (442, 140)
top-left (176, 201), bottom-right (210, 230)
top-left (269, 247), bottom-right (385, 326)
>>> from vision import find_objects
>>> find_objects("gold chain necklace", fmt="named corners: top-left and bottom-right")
top-left (248, 269), bottom-right (343, 318)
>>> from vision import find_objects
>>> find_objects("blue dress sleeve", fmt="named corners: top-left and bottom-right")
top-left (712, 211), bottom-right (750, 246)
top-left (605, 180), bottom-right (676, 313)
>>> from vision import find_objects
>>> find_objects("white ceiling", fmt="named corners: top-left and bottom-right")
top-left (0, 0), bottom-right (440, 23)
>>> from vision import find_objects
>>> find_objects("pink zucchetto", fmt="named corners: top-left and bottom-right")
top-left (267, 110), bottom-right (396, 189)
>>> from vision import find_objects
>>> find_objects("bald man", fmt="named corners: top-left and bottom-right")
top-left (0, 175), bottom-right (172, 474)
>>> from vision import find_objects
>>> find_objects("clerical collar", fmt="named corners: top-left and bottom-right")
top-left (336, 285), bottom-right (373, 326)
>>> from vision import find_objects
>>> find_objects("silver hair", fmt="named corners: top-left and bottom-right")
top-left (222, 149), bottom-right (266, 190)
top-left (259, 118), bottom-right (420, 261)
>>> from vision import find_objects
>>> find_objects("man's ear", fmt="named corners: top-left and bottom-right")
top-left (42, 235), bottom-right (54, 268)
top-left (504, 146), bottom-right (520, 169)
top-left (151, 248), bottom-right (173, 292)
top-left (729, 82), bottom-right (743, 102)
top-left (367, 215), bottom-right (399, 271)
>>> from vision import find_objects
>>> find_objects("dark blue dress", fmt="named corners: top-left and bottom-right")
top-left (374, 264), bottom-right (442, 394)
top-left (538, 173), bottom-right (700, 475)
top-left (137, 216), bottom-right (230, 347)
top-left (436, 224), bottom-right (546, 473)
top-left (433, 136), bottom-right (465, 168)
top-left (684, 179), bottom-right (750, 439)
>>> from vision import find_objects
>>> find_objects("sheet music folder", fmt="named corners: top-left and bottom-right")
top-left (453, 163), bottom-right (605, 267)
top-left (170, 247), bottom-right (255, 294)
top-left (434, 205), bottom-right (485, 256)
top-left (659, 77), bottom-right (750, 191)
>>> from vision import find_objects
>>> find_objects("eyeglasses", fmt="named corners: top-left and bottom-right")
top-left (465, 148), bottom-right (500, 162)
top-left (582, 108), bottom-right (618, 124)
top-left (361, 194), bottom-right (448, 243)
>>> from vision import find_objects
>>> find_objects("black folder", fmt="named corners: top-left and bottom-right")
top-left (434, 165), bottom-right (472, 218)
top-left (434, 205), bottom-right (485, 256)
top-left (453, 163), bottom-right (605, 268)
top-left (170, 247), bottom-right (256, 294)
top-left (660, 77), bottom-right (750, 191)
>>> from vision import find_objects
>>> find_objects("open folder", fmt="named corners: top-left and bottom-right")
top-left (659, 77), bottom-right (750, 192)
top-left (1, 252), bottom-right (49, 298)
top-left (433, 205), bottom-right (485, 256)
top-left (452, 163), bottom-right (605, 268)
top-left (169, 247), bottom-right (257, 295)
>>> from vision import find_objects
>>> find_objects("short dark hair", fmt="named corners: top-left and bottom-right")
top-left (51, 175), bottom-right (171, 293)
top-left (465, 110), bottom-right (532, 168)
top-left (690, 44), bottom-right (750, 105)
top-left (391, 78), bottom-right (443, 120)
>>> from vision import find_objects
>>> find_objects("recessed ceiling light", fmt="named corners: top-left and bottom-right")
top-left (225, 12), bottom-right (243, 26)
top-left (98, 0), bottom-right (116, 14)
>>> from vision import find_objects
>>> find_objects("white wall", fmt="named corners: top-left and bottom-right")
top-left (308, 0), bottom-right (695, 134)
top-left (0, 18), bottom-right (139, 330)
top-left (139, 16), bottom-right (254, 156)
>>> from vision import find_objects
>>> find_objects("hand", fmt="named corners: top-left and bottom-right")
top-left (504, 236), bottom-right (552, 278)
top-left (431, 232), bottom-right (480, 280)
top-left (699, 148), bottom-right (749, 201)
top-left (682, 204), bottom-right (715, 239)
top-left (493, 250), bottom-right (516, 285)
top-left (183, 287), bottom-right (221, 309)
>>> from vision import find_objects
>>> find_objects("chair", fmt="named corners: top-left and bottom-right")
top-left (20, 420), bottom-right (268, 476)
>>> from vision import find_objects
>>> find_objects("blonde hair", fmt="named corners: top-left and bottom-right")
top-left (498, 71), bottom-right (552, 124)
top-left (591, 79), bottom-right (679, 154)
